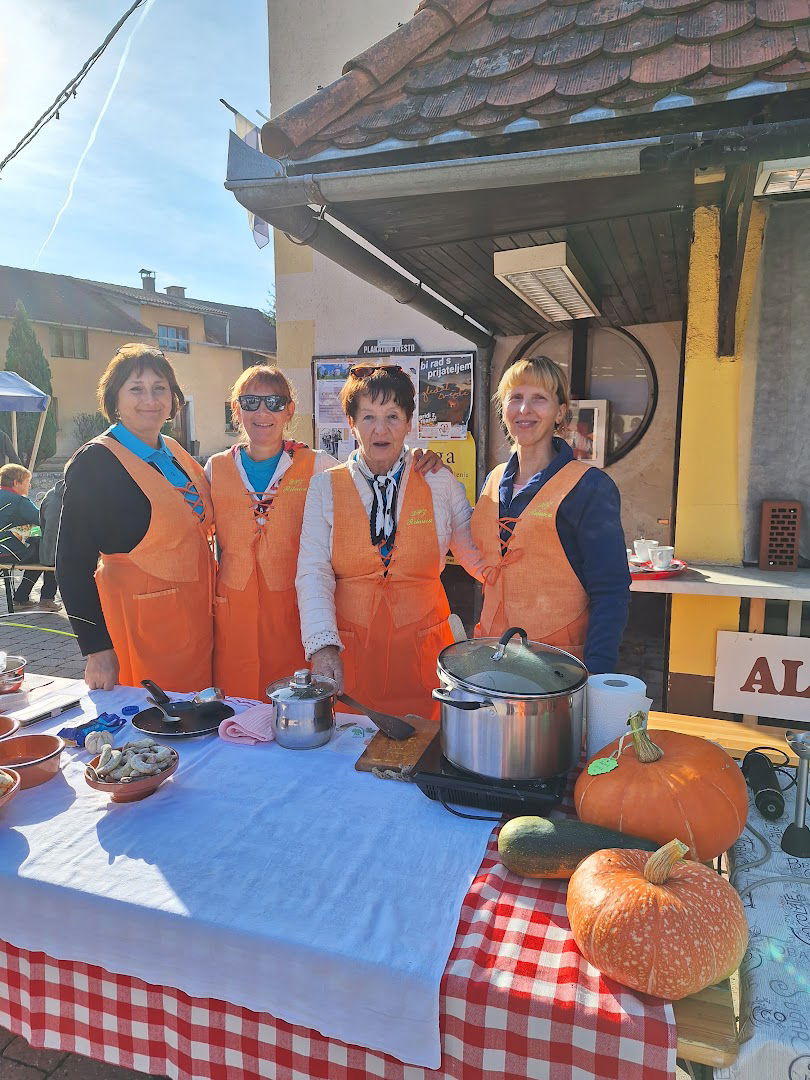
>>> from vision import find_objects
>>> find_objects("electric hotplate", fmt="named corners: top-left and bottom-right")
top-left (411, 736), bottom-right (567, 816)
top-left (132, 702), bottom-right (233, 738)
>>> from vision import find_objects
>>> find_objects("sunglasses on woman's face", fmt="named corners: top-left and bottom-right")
top-left (237, 393), bottom-right (291, 412)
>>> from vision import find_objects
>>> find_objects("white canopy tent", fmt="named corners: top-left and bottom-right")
top-left (0, 371), bottom-right (51, 469)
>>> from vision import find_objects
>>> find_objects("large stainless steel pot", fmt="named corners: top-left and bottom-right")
top-left (433, 627), bottom-right (588, 781)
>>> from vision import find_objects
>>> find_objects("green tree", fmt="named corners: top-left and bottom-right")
top-left (2, 301), bottom-right (57, 466)
top-left (263, 286), bottom-right (276, 326)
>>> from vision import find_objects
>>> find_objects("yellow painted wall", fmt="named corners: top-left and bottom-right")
top-left (273, 318), bottom-right (316, 443)
top-left (669, 200), bottom-right (767, 681)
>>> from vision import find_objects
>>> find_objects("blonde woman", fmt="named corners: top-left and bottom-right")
top-left (471, 356), bottom-right (629, 673)
top-left (207, 364), bottom-right (447, 699)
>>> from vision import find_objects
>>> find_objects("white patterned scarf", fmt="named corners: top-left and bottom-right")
top-left (355, 447), bottom-right (407, 549)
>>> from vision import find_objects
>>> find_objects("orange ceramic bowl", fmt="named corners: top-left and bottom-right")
top-left (0, 734), bottom-right (65, 789)
top-left (85, 748), bottom-right (179, 803)
top-left (0, 716), bottom-right (20, 740)
top-left (0, 656), bottom-right (26, 695)
top-left (0, 767), bottom-right (21, 811)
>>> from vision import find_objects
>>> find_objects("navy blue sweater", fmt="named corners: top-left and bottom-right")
top-left (492, 438), bottom-right (630, 674)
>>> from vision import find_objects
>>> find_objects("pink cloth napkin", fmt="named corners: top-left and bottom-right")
top-left (218, 704), bottom-right (276, 745)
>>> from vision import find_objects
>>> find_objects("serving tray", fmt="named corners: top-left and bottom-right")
top-left (629, 558), bottom-right (689, 581)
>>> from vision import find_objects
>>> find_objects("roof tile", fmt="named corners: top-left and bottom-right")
top-left (418, 81), bottom-right (490, 117)
top-left (630, 40), bottom-right (710, 83)
top-left (575, 1), bottom-right (645, 30)
top-left (467, 43), bottom-right (536, 78)
top-left (488, 0), bottom-right (547, 19)
top-left (447, 14), bottom-right (512, 54)
top-left (603, 13), bottom-right (677, 54)
top-left (264, 0), bottom-right (810, 160)
top-left (484, 66), bottom-right (556, 105)
top-left (677, 2), bottom-right (756, 43)
top-left (755, 0), bottom-right (810, 28)
top-left (535, 29), bottom-right (605, 67)
top-left (556, 55), bottom-right (632, 96)
top-left (405, 54), bottom-right (473, 91)
top-left (710, 26), bottom-right (797, 72)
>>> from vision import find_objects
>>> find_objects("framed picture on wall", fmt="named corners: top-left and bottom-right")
top-left (564, 399), bottom-right (610, 469)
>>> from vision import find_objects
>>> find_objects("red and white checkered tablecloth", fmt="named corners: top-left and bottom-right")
top-left (0, 833), bottom-right (676, 1080)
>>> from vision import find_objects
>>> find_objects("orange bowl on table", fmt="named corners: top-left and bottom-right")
top-left (0, 716), bottom-right (20, 740)
top-left (85, 748), bottom-right (179, 803)
top-left (0, 656), bottom-right (26, 695)
top-left (0, 768), bottom-right (21, 811)
top-left (0, 734), bottom-right (66, 788)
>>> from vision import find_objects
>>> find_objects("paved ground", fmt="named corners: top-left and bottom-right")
top-left (0, 578), bottom-right (703, 1080)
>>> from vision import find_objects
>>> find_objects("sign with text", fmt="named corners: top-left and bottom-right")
top-left (714, 631), bottom-right (810, 724)
top-left (357, 338), bottom-right (421, 355)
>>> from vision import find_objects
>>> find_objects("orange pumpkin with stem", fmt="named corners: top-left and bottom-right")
top-left (566, 839), bottom-right (749, 1000)
top-left (574, 712), bottom-right (748, 862)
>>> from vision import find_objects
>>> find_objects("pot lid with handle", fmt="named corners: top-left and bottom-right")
top-left (266, 669), bottom-right (336, 704)
top-left (437, 627), bottom-right (587, 697)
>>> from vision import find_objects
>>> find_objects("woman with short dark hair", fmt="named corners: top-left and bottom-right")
top-left (297, 364), bottom-right (485, 719)
top-left (57, 343), bottom-right (215, 691)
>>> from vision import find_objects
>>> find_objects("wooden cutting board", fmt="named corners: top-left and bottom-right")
top-left (354, 713), bottom-right (439, 776)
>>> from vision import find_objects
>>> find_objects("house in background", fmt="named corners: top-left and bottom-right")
top-left (0, 265), bottom-right (276, 459)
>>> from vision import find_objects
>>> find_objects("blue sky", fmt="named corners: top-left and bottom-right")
top-left (0, 0), bottom-right (273, 310)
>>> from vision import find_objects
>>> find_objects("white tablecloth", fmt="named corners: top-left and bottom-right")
top-left (716, 777), bottom-right (810, 1080)
top-left (0, 686), bottom-right (494, 1068)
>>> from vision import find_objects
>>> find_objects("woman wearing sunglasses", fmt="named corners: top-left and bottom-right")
top-left (204, 365), bottom-right (329, 698)
top-left (57, 344), bottom-right (215, 692)
top-left (297, 364), bottom-right (485, 719)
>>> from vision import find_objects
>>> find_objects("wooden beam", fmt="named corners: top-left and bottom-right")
top-left (718, 164), bottom-right (756, 357)
top-left (570, 320), bottom-right (589, 399)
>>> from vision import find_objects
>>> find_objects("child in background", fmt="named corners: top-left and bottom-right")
top-left (0, 463), bottom-right (61, 611)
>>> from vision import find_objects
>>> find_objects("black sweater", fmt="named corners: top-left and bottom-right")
top-left (56, 441), bottom-right (192, 655)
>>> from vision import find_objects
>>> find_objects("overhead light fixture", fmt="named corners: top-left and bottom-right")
top-left (493, 242), bottom-right (599, 322)
top-left (754, 156), bottom-right (810, 196)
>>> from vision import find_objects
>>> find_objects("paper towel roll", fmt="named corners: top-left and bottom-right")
top-left (586, 674), bottom-right (653, 758)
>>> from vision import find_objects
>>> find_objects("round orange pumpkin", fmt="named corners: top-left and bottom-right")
top-left (574, 713), bottom-right (748, 862)
top-left (566, 839), bottom-right (749, 1000)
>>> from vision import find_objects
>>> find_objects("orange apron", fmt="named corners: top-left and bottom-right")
top-left (470, 461), bottom-right (593, 660)
top-left (331, 463), bottom-right (453, 720)
top-left (210, 447), bottom-right (315, 699)
top-left (93, 434), bottom-right (215, 692)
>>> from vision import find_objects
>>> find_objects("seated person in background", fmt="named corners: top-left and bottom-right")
top-left (0, 464), bottom-right (60, 610)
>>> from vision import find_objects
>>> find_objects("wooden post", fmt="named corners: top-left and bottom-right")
top-left (27, 403), bottom-right (50, 470)
top-left (10, 412), bottom-right (18, 453)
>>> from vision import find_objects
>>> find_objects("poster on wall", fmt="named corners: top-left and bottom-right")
top-left (312, 350), bottom-right (474, 461)
top-left (417, 354), bottom-right (473, 440)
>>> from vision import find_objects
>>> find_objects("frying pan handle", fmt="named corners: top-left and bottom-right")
top-left (432, 689), bottom-right (489, 711)
top-left (492, 626), bottom-right (528, 662)
top-left (141, 679), bottom-right (171, 705)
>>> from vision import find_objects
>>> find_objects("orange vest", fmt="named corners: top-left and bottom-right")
top-left (330, 462), bottom-right (452, 720)
top-left (470, 460), bottom-right (592, 660)
top-left (93, 434), bottom-right (215, 692)
top-left (210, 446), bottom-right (316, 699)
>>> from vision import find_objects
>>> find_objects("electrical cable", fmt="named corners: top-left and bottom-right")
top-left (0, 0), bottom-right (148, 173)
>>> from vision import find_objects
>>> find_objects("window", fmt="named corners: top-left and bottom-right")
top-left (50, 327), bottom-right (88, 359)
top-left (158, 325), bottom-right (189, 353)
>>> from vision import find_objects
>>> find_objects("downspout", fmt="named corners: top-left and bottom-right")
top-left (265, 201), bottom-right (494, 350)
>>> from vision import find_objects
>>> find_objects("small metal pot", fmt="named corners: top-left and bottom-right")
top-left (266, 670), bottom-right (336, 750)
top-left (433, 627), bottom-right (588, 781)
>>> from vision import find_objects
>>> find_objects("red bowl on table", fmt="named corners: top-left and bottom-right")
top-left (85, 748), bottom-right (179, 803)
top-left (0, 767), bottom-right (21, 811)
top-left (0, 716), bottom-right (20, 740)
top-left (0, 734), bottom-right (66, 789)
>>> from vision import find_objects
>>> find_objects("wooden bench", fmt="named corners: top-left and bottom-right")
top-left (0, 562), bottom-right (56, 613)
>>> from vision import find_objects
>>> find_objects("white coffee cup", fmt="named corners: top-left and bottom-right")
top-left (650, 545), bottom-right (675, 569)
top-left (633, 539), bottom-right (659, 562)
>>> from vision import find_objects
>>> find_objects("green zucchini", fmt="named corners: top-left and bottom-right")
top-left (497, 816), bottom-right (659, 880)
